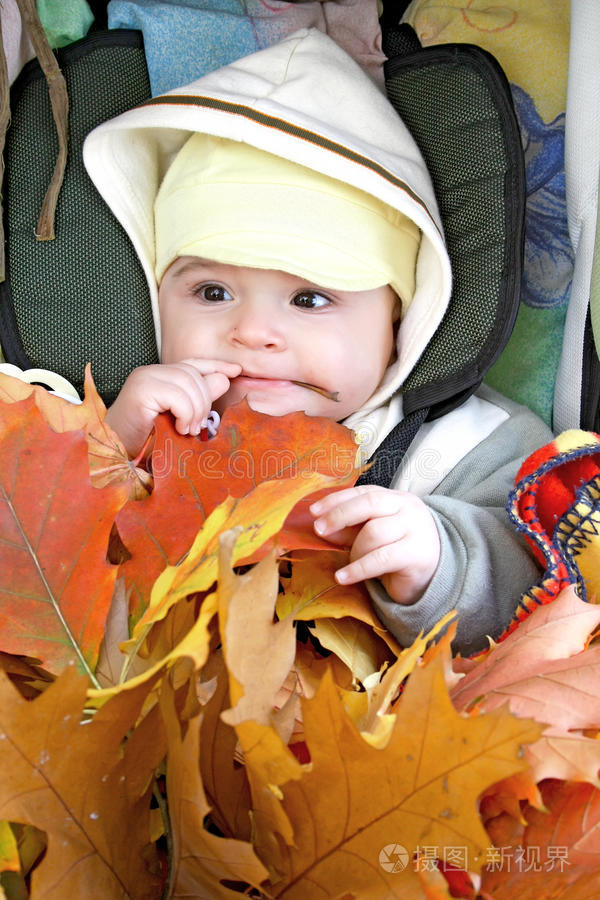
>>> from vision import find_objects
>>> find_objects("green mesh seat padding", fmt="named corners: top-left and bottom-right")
top-left (1, 29), bottom-right (523, 414)
top-left (385, 40), bottom-right (524, 417)
top-left (1, 31), bottom-right (157, 404)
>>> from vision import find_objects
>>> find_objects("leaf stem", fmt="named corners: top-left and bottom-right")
top-left (119, 626), bottom-right (152, 684)
top-left (290, 380), bottom-right (340, 402)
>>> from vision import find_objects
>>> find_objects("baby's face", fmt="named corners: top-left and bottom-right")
top-left (158, 257), bottom-right (397, 421)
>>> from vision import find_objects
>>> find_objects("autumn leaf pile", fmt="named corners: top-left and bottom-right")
top-left (1, 370), bottom-right (600, 899)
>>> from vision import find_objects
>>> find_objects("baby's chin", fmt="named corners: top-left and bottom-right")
top-left (225, 396), bottom-right (308, 418)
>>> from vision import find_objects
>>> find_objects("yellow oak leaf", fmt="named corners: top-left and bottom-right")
top-left (0, 665), bottom-right (163, 897)
top-left (267, 636), bottom-right (542, 898)
top-left (0, 821), bottom-right (45, 900)
top-left (309, 616), bottom-right (392, 686)
top-left (87, 592), bottom-right (218, 707)
top-left (0, 821), bottom-right (19, 874)
top-left (91, 480), bottom-right (338, 705)
top-left (358, 610), bottom-right (457, 737)
top-left (278, 548), bottom-right (403, 656)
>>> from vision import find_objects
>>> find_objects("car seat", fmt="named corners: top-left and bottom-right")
top-left (0, 5), bottom-right (525, 485)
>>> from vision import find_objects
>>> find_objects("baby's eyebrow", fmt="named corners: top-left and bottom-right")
top-left (169, 258), bottom-right (213, 279)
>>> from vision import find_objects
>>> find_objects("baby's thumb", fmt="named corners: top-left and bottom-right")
top-left (203, 371), bottom-right (232, 402)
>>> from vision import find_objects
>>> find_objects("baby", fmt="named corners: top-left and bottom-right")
top-left (106, 134), bottom-right (440, 607)
top-left (84, 29), bottom-right (552, 654)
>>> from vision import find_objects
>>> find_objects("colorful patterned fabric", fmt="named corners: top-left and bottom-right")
top-left (504, 429), bottom-right (600, 639)
top-left (402, 0), bottom-right (571, 429)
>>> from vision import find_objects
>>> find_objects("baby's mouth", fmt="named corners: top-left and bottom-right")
top-left (235, 373), bottom-right (339, 402)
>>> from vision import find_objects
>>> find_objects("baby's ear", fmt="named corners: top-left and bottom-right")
top-left (392, 290), bottom-right (403, 322)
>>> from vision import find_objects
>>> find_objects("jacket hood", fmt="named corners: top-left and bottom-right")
top-left (83, 28), bottom-right (452, 453)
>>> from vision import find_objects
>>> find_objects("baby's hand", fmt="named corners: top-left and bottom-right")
top-left (310, 485), bottom-right (441, 605)
top-left (105, 358), bottom-right (242, 457)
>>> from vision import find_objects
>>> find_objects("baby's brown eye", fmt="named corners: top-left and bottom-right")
top-left (292, 291), bottom-right (330, 310)
top-left (197, 284), bottom-right (232, 303)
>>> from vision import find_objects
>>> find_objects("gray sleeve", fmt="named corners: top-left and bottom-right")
top-left (368, 388), bottom-right (554, 656)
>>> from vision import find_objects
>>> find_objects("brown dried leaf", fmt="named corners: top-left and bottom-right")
top-left (197, 651), bottom-right (253, 842)
top-left (160, 678), bottom-right (269, 898)
top-left (216, 531), bottom-right (303, 876)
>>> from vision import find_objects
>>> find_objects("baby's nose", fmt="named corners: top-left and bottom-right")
top-left (229, 307), bottom-right (286, 350)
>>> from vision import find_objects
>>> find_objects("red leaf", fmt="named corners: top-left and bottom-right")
top-left (117, 402), bottom-right (359, 612)
top-left (480, 779), bottom-right (600, 898)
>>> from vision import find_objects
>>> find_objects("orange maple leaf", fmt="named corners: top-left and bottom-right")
top-left (0, 367), bottom-right (150, 499)
top-left (0, 395), bottom-right (128, 677)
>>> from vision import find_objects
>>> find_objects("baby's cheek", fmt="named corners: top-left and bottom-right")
top-left (340, 366), bottom-right (383, 410)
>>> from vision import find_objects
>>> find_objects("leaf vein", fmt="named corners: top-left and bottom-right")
top-left (0, 482), bottom-right (97, 684)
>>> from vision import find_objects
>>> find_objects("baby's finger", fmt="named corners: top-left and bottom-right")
top-left (179, 358), bottom-right (242, 378)
top-left (163, 384), bottom-right (205, 436)
top-left (309, 484), bottom-right (381, 517)
top-left (313, 523), bottom-right (361, 548)
top-left (172, 368), bottom-right (217, 431)
top-left (334, 540), bottom-right (407, 585)
top-left (312, 488), bottom-right (405, 537)
top-left (202, 371), bottom-right (234, 403)
top-left (348, 514), bottom-right (409, 563)
top-left (163, 364), bottom-right (232, 432)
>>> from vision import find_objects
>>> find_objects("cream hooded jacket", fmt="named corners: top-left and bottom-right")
top-left (83, 27), bottom-right (451, 456)
top-left (83, 29), bottom-right (553, 654)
